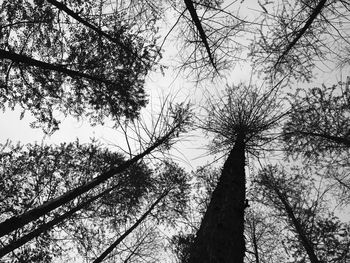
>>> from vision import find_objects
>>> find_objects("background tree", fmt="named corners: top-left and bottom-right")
top-left (0, 140), bottom-right (151, 261)
top-left (250, 0), bottom-right (350, 81)
top-left (283, 80), bottom-right (350, 200)
top-left (177, 0), bottom-right (246, 80)
top-left (0, 99), bottom-right (191, 236)
top-left (244, 209), bottom-right (288, 263)
top-left (255, 165), bottom-right (350, 263)
top-left (0, 141), bottom-right (191, 262)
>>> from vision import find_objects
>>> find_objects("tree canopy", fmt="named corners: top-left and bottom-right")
top-left (0, 0), bottom-right (160, 133)
top-left (1, 0), bottom-right (350, 262)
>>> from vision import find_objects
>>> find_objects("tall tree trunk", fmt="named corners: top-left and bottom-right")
top-left (0, 182), bottom-right (121, 258)
top-left (188, 133), bottom-right (246, 263)
top-left (274, 189), bottom-right (320, 263)
top-left (93, 190), bottom-right (169, 263)
top-left (183, 0), bottom-right (216, 70)
top-left (275, 0), bottom-right (327, 66)
top-left (0, 126), bottom-right (179, 238)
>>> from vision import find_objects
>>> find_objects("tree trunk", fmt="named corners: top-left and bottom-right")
top-left (251, 220), bottom-right (260, 263)
top-left (274, 189), bottom-right (320, 263)
top-left (0, 126), bottom-right (178, 238)
top-left (46, 0), bottom-right (133, 57)
top-left (93, 190), bottom-right (169, 263)
top-left (183, 0), bottom-right (216, 69)
top-left (188, 133), bottom-right (246, 263)
top-left (0, 182), bottom-right (121, 258)
top-left (275, 0), bottom-right (327, 66)
top-left (0, 49), bottom-right (112, 85)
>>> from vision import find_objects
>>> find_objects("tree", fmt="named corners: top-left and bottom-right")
top-left (0, 140), bottom-right (153, 261)
top-left (187, 83), bottom-right (284, 262)
top-left (160, 0), bottom-right (246, 80)
top-left (284, 81), bottom-right (350, 156)
top-left (0, 0), bottom-right (161, 133)
top-left (0, 98), bottom-right (192, 262)
top-left (183, 0), bottom-right (216, 70)
top-left (256, 165), bottom-right (350, 263)
top-left (283, 81), bottom-right (350, 199)
top-left (256, 165), bottom-right (322, 263)
top-left (250, 0), bottom-right (350, 81)
top-left (244, 210), bottom-right (288, 263)
top-left (0, 140), bottom-right (191, 262)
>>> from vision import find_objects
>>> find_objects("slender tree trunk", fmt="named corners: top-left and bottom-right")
top-left (275, 0), bottom-right (327, 66)
top-left (188, 133), bottom-right (246, 263)
top-left (183, 0), bottom-right (216, 70)
top-left (274, 188), bottom-right (320, 263)
top-left (93, 190), bottom-right (169, 263)
top-left (0, 182), bottom-right (121, 258)
top-left (251, 221), bottom-right (260, 263)
top-left (0, 49), bottom-right (112, 85)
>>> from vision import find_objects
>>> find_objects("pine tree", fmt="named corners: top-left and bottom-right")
top-left (188, 83), bottom-right (284, 262)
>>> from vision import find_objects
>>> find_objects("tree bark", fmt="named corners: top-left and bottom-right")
top-left (251, 220), bottom-right (260, 263)
top-left (188, 133), bottom-right (246, 263)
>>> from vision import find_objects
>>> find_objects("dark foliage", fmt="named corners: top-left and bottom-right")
top-left (0, 0), bottom-right (161, 133)
top-left (284, 81), bottom-right (350, 160)
top-left (0, 140), bottom-right (153, 261)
